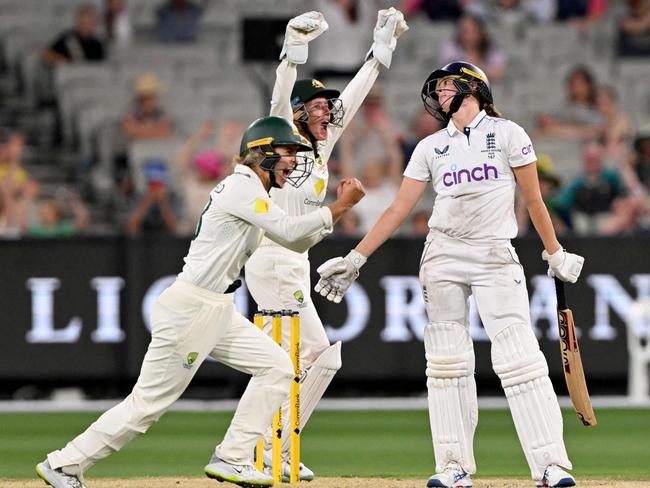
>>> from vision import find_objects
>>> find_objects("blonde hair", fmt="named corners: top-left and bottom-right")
top-left (230, 151), bottom-right (263, 170)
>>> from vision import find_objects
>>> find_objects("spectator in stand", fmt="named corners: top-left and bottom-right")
top-left (630, 126), bottom-right (650, 192)
top-left (125, 159), bottom-right (180, 235)
top-left (122, 73), bottom-right (174, 143)
top-left (100, 0), bottom-right (133, 47)
top-left (598, 126), bottom-right (650, 234)
top-left (42, 3), bottom-right (106, 66)
top-left (117, 73), bottom-right (175, 190)
top-left (516, 154), bottom-right (568, 236)
top-left (156, 0), bottom-right (203, 43)
top-left (0, 130), bottom-right (39, 237)
top-left (398, 0), bottom-right (463, 21)
top-left (618, 0), bottom-right (650, 56)
top-left (174, 119), bottom-right (243, 234)
top-left (466, 0), bottom-right (557, 26)
top-left (409, 208), bottom-right (430, 236)
top-left (28, 189), bottom-right (90, 238)
top-left (438, 14), bottom-right (507, 82)
top-left (559, 0), bottom-right (607, 31)
top-left (310, 0), bottom-right (374, 80)
top-left (595, 86), bottom-right (633, 160)
top-left (556, 141), bottom-right (625, 235)
top-left (401, 108), bottom-right (443, 164)
top-left (536, 65), bottom-right (603, 140)
top-left (339, 83), bottom-right (404, 177)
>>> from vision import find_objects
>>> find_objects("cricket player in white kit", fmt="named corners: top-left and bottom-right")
top-left (315, 62), bottom-right (585, 488)
top-left (36, 116), bottom-right (365, 488)
top-left (244, 8), bottom-right (408, 480)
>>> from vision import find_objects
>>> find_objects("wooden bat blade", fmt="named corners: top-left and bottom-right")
top-left (557, 308), bottom-right (597, 427)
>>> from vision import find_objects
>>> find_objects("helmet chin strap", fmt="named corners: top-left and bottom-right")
top-left (444, 93), bottom-right (467, 121)
top-left (298, 119), bottom-right (320, 160)
top-left (268, 169), bottom-right (280, 189)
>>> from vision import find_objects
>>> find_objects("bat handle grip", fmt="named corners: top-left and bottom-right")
top-left (554, 276), bottom-right (567, 310)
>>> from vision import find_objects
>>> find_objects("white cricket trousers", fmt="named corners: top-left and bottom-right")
top-left (245, 245), bottom-right (331, 366)
top-left (47, 279), bottom-right (294, 474)
top-left (419, 232), bottom-right (570, 480)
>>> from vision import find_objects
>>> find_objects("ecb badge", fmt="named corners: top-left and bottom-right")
top-left (485, 132), bottom-right (497, 159)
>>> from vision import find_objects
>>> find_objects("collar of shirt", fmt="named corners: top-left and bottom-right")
top-left (233, 163), bottom-right (264, 185)
top-left (445, 110), bottom-right (487, 137)
top-left (233, 163), bottom-right (272, 194)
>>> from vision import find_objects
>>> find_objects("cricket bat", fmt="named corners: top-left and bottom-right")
top-left (554, 277), bottom-right (597, 427)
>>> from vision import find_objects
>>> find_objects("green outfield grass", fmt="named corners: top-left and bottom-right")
top-left (2, 408), bottom-right (649, 479)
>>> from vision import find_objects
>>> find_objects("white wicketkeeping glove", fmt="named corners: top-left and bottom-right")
top-left (314, 250), bottom-right (367, 303)
top-left (280, 11), bottom-right (329, 64)
top-left (542, 248), bottom-right (585, 283)
top-left (365, 7), bottom-right (409, 69)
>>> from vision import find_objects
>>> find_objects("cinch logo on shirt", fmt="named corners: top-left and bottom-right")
top-left (442, 163), bottom-right (498, 187)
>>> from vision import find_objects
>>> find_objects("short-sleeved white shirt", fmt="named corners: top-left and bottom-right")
top-left (403, 110), bottom-right (536, 242)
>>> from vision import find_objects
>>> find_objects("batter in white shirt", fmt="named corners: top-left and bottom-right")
top-left (315, 62), bottom-right (585, 488)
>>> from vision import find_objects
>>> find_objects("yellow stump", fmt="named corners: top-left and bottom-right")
top-left (289, 311), bottom-right (301, 483)
top-left (271, 312), bottom-right (283, 484)
top-left (253, 312), bottom-right (265, 473)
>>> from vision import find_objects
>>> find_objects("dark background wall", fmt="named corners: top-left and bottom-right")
top-left (1, 236), bottom-right (647, 398)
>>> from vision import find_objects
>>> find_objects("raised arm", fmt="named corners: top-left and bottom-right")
top-left (320, 8), bottom-right (409, 162)
top-left (270, 12), bottom-right (329, 119)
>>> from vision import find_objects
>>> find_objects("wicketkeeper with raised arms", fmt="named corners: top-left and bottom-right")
top-left (314, 61), bottom-right (585, 488)
top-left (244, 7), bottom-right (408, 481)
top-left (36, 116), bottom-right (365, 488)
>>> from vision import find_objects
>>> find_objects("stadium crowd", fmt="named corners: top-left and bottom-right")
top-left (1, 0), bottom-right (649, 239)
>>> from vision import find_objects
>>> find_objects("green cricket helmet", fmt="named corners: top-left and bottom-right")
top-left (239, 116), bottom-right (314, 188)
top-left (421, 61), bottom-right (493, 123)
top-left (291, 79), bottom-right (344, 128)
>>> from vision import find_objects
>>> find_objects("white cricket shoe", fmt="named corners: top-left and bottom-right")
top-left (35, 460), bottom-right (87, 488)
top-left (205, 454), bottom-right (273, 488)
top-left (536, 465), bottom-right (576, 487)
top-left (261, 452), bottom-right (315, 482)
top-left (280, 461), bottom-right (315, 482)
top-left (427, 461), bottom-right (472, 487)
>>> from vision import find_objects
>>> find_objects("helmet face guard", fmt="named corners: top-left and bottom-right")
top-left (249, 141), bottom-right (314, 189)
top-left (421, 62), bottom-right (493, 123)
top-left (240, 116), bottom-right (314, 188)
top-left (295, 97), bottom-right (345, 129)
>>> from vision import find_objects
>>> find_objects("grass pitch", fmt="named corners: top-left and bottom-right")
top-left (2, 408), bottom-right (649, 482)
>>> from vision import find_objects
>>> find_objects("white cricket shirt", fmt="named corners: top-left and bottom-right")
top-left (178, 164), bottom-right (333, 293)
top-left (403, 110), bottom-right (537, 242)
top-left (256, 58), bottom-right (381, 254)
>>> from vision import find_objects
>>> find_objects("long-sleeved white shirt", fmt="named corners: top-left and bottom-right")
top-left (178, 164), bottom-right (333, 292)
top-left (257, 57), bottom-right (381, 254)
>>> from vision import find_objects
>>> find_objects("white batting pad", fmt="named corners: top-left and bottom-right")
top-left (424, 321), bottom-right (478, 474)
top-left (491, 323), bottom-right (572, 481)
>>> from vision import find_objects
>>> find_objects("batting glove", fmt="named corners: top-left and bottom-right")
top-left (315, 250), bottom-right (367, 303)
top-left (542, 248), bottom-right (584, 283)
top-left (365, 7), bottom-right (409, 69)
top-left (280, 11), bottom-right (329, 64)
